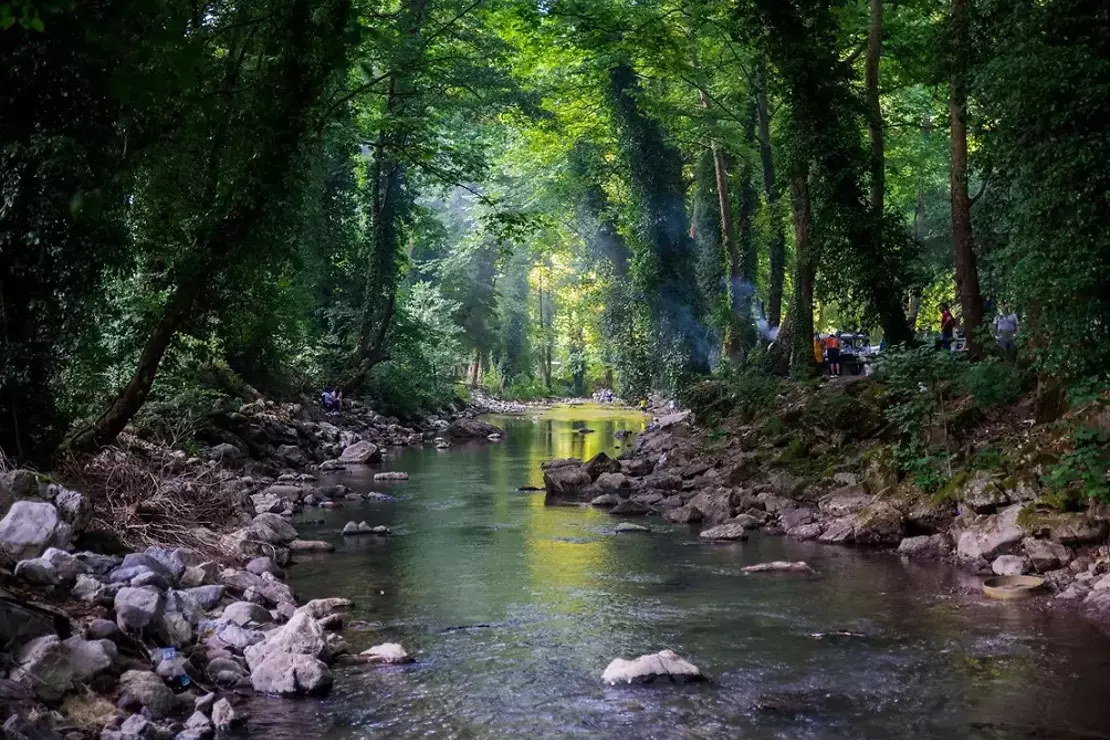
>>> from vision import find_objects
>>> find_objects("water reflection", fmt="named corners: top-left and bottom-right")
top-left (248, 405), bottom-right (1110, 739)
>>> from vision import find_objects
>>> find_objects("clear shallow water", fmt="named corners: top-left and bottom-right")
top-left (249, 406), bottom-right (1110, 739)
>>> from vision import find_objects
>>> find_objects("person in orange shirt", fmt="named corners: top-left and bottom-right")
top-left (824, 332), bottom-right (842, 377)
top-left (813, 334), bottom-right (824, 369)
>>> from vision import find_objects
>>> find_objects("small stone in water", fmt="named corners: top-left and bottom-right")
top-left (360, 642), bottom-right (412, 664)
top-left (615, 523), bottom-right (649, 533)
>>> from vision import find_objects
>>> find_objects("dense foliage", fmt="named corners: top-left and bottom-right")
top-left (1, 0), bottom-right (1107, 465)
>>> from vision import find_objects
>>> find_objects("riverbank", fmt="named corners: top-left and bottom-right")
top-left (0, 391), bottom-right (508, 738)
top-left (541, 377), bottom-right (1110, 629)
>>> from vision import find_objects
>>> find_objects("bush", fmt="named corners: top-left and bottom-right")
top-left (680, 371), bottom-right (782, 425)
top-left (960, 360), bottom-right (1026, 408)
top-left (1042, 426), bottom-right (1110, 503)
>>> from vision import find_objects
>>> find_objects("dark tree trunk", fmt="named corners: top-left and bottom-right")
top-left (867, 0), bottom-right (884, 219)
top-left (950, 0), bottom-right (984, 355)
top-left (789, 167), bottom-right (816, 376)
top-left (756, 61), bottom-right (786, 328)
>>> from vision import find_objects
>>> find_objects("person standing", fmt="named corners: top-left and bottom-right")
top-left (824, 332), bottom-right (842, 377)
top-left (993, 307), bottom-right (1019, 361)
top-left (813, 334), bottom-right (825, 373)
top-left (939, 302), bottom-right (957, 350)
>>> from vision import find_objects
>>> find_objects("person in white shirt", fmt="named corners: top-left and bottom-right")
top-left (993, 308), bottom-right (1019, 361)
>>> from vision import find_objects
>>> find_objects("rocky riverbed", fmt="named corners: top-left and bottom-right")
top-left (540, 403), bottom-right (1110, 630)
top-left (0, 393), bottom-right (504, 739)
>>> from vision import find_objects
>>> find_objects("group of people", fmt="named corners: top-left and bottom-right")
top-left (935, 301), bottom-right (1019, 358)
top-left (813, 332), bottom-right (862, 377)
top-left (592, 388), bottom-right (615, 403)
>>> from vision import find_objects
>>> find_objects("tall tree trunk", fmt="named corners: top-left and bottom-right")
top-left (950, 0), bottom-right (984, 355)
top-left (866, 0), bottom-right (884, 218)
top-left (756, 60), bottom-right (786, 328)
top-left (789, 166), bottom-right (816, 376)
top-left (908, 110), bottom-right (932, 332)
top-left (728, 102), bottom-right (760, 362)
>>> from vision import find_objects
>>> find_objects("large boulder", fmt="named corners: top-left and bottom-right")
top-left (244, 611), bottom-right (327, 669)
top-left (819, 518), bottom-right (855, 544)
top-left (601, 649), bottom-right (705, 685)
top-left (11, 635), bottom-right (74, 701)
top-left (62, 636), bottom-right (117, 681)
top-left (584, 452), bottom-right (622, 480)
top-left (954, 504), bottom-right (1027, 563)
top-left (0, 501), bottom-right (67, 562)
top-left (1025, 512), bottom-right (1108, 546)
top-left (543, 463), bottom-right (592, 503)
top-left (114, 587), bottom-right (165, 632)
top-left (223, 601), bottom-right (273, 627)
top-left (244, 513), bottom-right (298, 546)
top-left (991, 555), bottom-right (1030, 576)
top-left (339, 441), bottom-right (381, 464)
top-left (851, 501), bottom-right (905, 546)
top-left (688, 489), bottom-right (735, 525)
top-left (593, 473), bottom-right (630, 492)
top-left (1022, 537), bottom-right (1071, 572)
top-left (249, 652), bottom-right (333, 696)
top-left (446, 418), bottom-right (502, 439)
top-left (50, 487), bottom-right (91, 532)
top-left (663, 504), bottom-right (703, 524)
top-left (896, 534), bottom-right (951, 560)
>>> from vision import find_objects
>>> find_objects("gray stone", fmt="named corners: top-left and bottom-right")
top-left (594, 472), bottom-right (629, 491)
top-left (87, 618), bottom-right (120, 641)
top-left (373, 471), bottom-right (408, 481)
top-left (245, 513), bottom-right (298, 546)
top-left (543, 463), bottom-right (592, 502)
top-left (819, 485), bottom-right (873, 517)
top-left (119, 670), bottom-right (176, 718)
top-left (115, 587), bottom-right (166, 632)
top-left (786, 522), bottom-right (823, 540)
top-left (209, 443), bottom-right (242, 464)
top-left (0, 501), bottom-right (65, 562)
top-left (246, 557), bottom-right (284, 580)
top-left (289, 539), bottom-right (334, 553)
top-left (339, 441), bottom-right (381, 464)
top-left (699, 522), bottom-right (749, 541)
top-left (663, 504), bottom-right (703, 524)
top-left (74, 551), bottom-right (122, 576)
top-left (184, 711), bottom-right (213, 737)
top-left (819, 518), bottom-right (855, 544)
top-left (131, 571), bottom-right (171, 591)
top-left (15, 557), bottom-right (61, 587)
top-left (72, 574), bottom-right (107, 602)
top-left (781, 507), bottom-right (817, 530)
top-left (109, 565), bottom-right (155, 584)
top-left (275, 444), bottom-right (307, 467)
top-left (251, 492), bottom-right (284, 515)
top-left (11, 635), bottom-right (74, 701)
top-left (121, 553), bottom-right (177, 584)
top-left (992, 554), bottom-right (1030, 576)
top-left (608, 499), bottom-right (649, 516)
top-left (249, 652), bottom-right (333, 695)
top-left (955, 504), bottom-right (1027, 562)
top-left (51, 487), bottom-right (91, 532)
top-left (62, 636), bottom-right (116, 680)
top-left (244, 611), bottom-right (326, 669)
top-left (222, 601), bottom-right (273, 627)
top-left (183, 585), bottom-right (225, 609)
top-left (341, 521), bottom-right (359, 536)
top-left (590, 493), bottom-right (620, 507)
top-left (851, 501), bottom-right (905, 546)
top-left (179, 562), bottom-right (219, 588)
top-left (960, 472), bottom-right (1009, 514)
top-left (897, 534), bottom-right (951, 560)
top-left (41, 547), bottom-right (90, 582)
top-left (687, 489), bottom-right (735, 524)
top-left (1022, 537), bottom-right (1071, 572)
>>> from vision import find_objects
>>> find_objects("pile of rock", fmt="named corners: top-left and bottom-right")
top-left (0, 468), bottom-right (375, 737)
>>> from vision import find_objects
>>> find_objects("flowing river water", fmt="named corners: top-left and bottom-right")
top-left (246, 406), bottom-right (1110, 739)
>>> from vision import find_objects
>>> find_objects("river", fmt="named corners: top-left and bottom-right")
top-left (246, 406), bottom-right (1110, 739)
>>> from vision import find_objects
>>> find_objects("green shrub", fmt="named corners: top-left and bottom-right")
top-left (1042, 426), bottom-right (1110, 503)
top-left (680, 371), bottom-right (782, 426)
top-left (960, 360), bottom-right (1026, 409)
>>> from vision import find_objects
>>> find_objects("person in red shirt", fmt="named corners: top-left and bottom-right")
top-left (939, 302), bottom-right (957, 350)
top-left (824, 332), bottom-right (842, 377)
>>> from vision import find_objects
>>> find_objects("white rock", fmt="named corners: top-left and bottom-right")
top-left (211, 697), bottom-right (238, 730)
top-left (991, 554), bottom-right (1030, 576)
top-left (373, 471), bottom-right (408, 481)
top-left (244, 611), bottom-right (326, 670)
top-left (741, 561), bottom-right (816, 574)
top-left (0, 501), bottom-right (66, 562)
top-left (601, 649), bottom-right (705, 685)
top-left (359, 642), bottom-right (412, 665)
top-left (339, 441), bottom-right (381, 464)
top-left (72, 573), bottom-right (106, 602)
top-left (615, 522), bottom-right (649, 533)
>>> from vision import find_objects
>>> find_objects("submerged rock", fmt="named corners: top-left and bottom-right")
top-left (742, 561), bottom-right (816, 574)
top-left (374, 472), bottom-right (409, 482)
top-left (601, 649), bottom-right (705, 685)
top-left (615, 522), bottom-right (649, 533)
